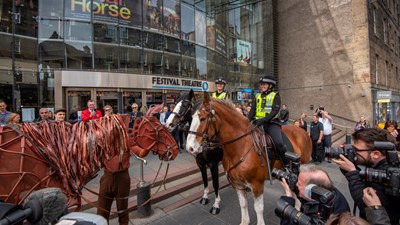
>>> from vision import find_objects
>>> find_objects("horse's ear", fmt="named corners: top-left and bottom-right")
top-left (189, 89), bottom-right (194, 101)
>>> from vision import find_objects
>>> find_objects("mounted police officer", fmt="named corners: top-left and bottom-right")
top-left (248, 75), bottom-right (290, 168)
top-left (212, 77), bottom-right (228, 100)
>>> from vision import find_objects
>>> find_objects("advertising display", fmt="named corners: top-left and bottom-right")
top-left (215, 28), bottom-right (227, 56)
top-left (144, 0), bottom-right (181, 36)
top-left (237, 88), bottom-right (252, 100)
top-left (236, 39), bottom-right (251, 64)
top-left (65, 0), bottom-right (142, 27)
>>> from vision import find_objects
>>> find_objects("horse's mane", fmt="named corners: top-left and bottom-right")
top-left (211, 98), bottom-right (245, 119)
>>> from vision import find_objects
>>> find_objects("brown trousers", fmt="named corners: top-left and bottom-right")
top-left (97, 170), bottom-right (131, 225)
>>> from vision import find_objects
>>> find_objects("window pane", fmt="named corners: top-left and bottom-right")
top-left (181, 2), bottom-right (194, 41)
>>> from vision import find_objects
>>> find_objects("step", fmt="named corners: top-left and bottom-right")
top-left (81, 166), bottom-right (227, 219)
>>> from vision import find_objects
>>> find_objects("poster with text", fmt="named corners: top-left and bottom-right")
top-left (236, 39), bottom-right (251, 64)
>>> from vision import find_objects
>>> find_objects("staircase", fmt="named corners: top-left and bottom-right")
top-left (331, 127), bottom-right (348, 147)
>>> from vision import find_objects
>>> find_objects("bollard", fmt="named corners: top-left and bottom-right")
top-left (346, 134), bottom-right (351, 144)
top-left (136, 160), bottom-right (151, 217)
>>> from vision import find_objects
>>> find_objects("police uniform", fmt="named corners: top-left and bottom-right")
top-left (248, 76), bottom-right (289, 167)
top-left (213, 77), bottom-right (228, 100)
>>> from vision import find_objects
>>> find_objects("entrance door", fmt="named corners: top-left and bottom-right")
top-left (96, 90), bottom-right (119, 114)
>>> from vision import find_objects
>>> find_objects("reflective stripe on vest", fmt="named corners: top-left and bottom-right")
top-left (212, 92), bottom-right (227, 100)
top-left (255, 92), bottom-right (277, 119)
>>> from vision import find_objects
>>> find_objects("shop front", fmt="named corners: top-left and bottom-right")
top-left (55, 71), bottom-right (215, 117)
top-left (374, 90), bottom-right (400, 128)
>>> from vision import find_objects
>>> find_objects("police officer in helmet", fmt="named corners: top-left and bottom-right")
top-left (213, 77), bottom-right (228, 100)
top-left (248, 75), bottom-right (290, 167)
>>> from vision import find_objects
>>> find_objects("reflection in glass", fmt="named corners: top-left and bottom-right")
top-left (196, 45), bottom-right (207, 79)
top-left (195, 10), bottom-right (206, 45)
top-left (65, 20), bottom-right (92, 41)
top-left (94, 44), bottom-right (118, 70)
top-left (119, 47), bottom-right (142, 73)
top-left (94, 23), bottom-right (118, 43)
top-left (162, 0), bottom-right (181, 36)
top-left (181, 2), bottom-right (195, 41)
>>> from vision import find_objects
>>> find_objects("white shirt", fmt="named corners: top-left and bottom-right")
top-left (319, 117), bottom-right (332, 135)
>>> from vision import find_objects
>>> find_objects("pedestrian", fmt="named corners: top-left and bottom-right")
top-left (68, 105), bottom-right (81, 124)
top-left (159, 106), bottom-right (169, 126)
top-left (6, 113), bottom-right (21, 126)
top-left (383, 120), bottom-right (400, 149)
top-left (299, 112), bottom-right (307, 132)
top-left (81, 100), bottom-right (103, 121)
top-left (54, 108), bottom-right (67, 122)
top-left (34, 107), bottom-right (51, 122)
top-left (0, 99), bottom-right (11, 126)
top-left (128, 103), bottom-right (143, 128)
top-left (103, 105), bottom-right (114, 117)
top-left (279, 104), bottom-right (289, 125)
top-left (354, 116), bottom-right (370, 131)
top-left (293, 119), bottom-right (301, 127)
top-left (309, 114), bottom-right (324, 164)
top-left (319, 110), bottom-right (333, 162)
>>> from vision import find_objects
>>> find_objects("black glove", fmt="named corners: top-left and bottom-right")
top-left (255, 119), bottom-right (264, 127)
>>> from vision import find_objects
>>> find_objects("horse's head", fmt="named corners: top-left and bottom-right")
top-left (186, 92), bottom-right (218, 156)
top-left (165, 89), bottom-right (195, 132)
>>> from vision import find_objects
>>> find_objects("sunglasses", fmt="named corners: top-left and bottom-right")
top-left (132, 107), bottom-right (138, 109)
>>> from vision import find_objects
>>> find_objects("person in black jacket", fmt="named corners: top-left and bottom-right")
top-left (278, 164), bottom-right (350, 225)
top-left (363, 187), bottom-right (391, 225)
top-left (332, 128), bottom-right (400, 225)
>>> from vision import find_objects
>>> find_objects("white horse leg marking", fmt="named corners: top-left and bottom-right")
top-left (186, 110), bottom-right (201, 155)
top-left (236, 189), bottom-right (250, 225)
top-left (202, 186), bottom-right (209, 199)
top-left (254, 194), bottom-right (265, 225)
top-left (212, 194), bottom-right (221, 208)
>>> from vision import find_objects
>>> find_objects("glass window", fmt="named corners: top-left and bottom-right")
top-left (13, 0), bottom-right (38, 37)
top-left (163, 0), bottom-right (181, 36)
top-left (65, 20), bottom-right (92, 42)
top-left (94, 44), bottom-right (118, 70)
top-left (40, 0), bottom-right (63, 19)
top-left (165, 36), bottom-right (180, 53)
top-left (164, 52), bottom-right (181, 76)
top-left (196, 45), bottom-right (207, 79)
top-left (195, 10), bottom-right (206, 45)
top-left (181, 2), bottom-right (195, 41)
top-left (119, 46), bottom-right (142, 73)
top-left (143, 0), bottom-right (162, 30)
top-left (94, 23), bottom-right (118, 43)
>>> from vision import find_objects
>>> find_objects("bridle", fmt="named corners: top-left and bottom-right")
top-left (170, 99), bottom-right (193, 127)
top-left (188, 101), bottom-right (256, 150)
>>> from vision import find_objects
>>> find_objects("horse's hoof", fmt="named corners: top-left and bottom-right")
top-left (200, 198), bottom-right (209, 205)
top-left (210, 207), bottom-right (220, 215)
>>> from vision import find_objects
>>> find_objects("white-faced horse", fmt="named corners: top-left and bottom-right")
top-left (165, 90), bottom-right (223, 214)
top-left (186, 92), bottom-right (312, 225)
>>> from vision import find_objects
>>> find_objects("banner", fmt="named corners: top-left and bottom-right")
top-left (65, 0), bottom-right (142, 27)
top-left (215, 28), bottom-right (227, 55)
top-left (236, 39), bottom-right (251, 64)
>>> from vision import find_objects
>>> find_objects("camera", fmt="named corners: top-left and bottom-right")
top-left (272, 152), bottom-right (300, 191)
top-left (275, 198), bottom-right (325, 225)
top-left (358, 141), bottom-right (400, 196)
top-left (325, 145), bottom-right (356, 162)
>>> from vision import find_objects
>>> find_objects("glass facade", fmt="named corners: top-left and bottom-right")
top-left (0, 0), bottom-right (276, 112)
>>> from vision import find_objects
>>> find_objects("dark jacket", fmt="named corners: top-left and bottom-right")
top-left (343, 160), bottom-right (400, 225)
top-left (310, 121), bottom-right (323, 141)
top-left (300, 120), bottom-right (307, 132)
top-left (247, 89), bottom-right (281, 125)
top-left (280, 187), bottom-right (350, 225)
top-left (365, 206), bottom-right (391, 225)
top-left (279, 109), bottom-right (289, 123)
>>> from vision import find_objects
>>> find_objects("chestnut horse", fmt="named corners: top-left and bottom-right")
top-left (0, 114), bottom-right (178, 208)
top-left (186, 92), bottom-right (311, 225)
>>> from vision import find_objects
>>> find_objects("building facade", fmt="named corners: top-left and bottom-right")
top-left (0, 0), bottom-right (277, 120)
top-left (278, 0), bottom-right (400, 128)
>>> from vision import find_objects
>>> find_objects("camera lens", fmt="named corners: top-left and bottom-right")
top-left (324, 147), bottom-right (344, 159)
top-left (360, 167), bottom-right (388, 184)
top-left (275, 199), bottom-right (314, 225)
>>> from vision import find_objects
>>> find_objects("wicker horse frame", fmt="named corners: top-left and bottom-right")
top-left (0, 114), bottom-right (178, 208)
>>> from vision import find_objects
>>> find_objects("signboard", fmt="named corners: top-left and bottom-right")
top-left (65, 0), bottom-right (142, 27)
top-left (236, 39), bottom-right (251, 64)
top-left (237, 88), bottom-right (252, 100)
top-left (377, 91), bottom-right (392, 103)
top-left (215, 28), bottom-right (227, 55)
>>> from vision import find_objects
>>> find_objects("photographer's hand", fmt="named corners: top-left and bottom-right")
top-left (280, 178), bottom-right (293, 197)
top-left (331, 154), bottom-right (356, 172)
top-left (363, 187), bottom-right (382, 207)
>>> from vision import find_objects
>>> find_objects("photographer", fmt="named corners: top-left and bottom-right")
top-left (332, 128), bottom-right (400, 225)
top-left (363, 187), bottom-right (391, 225)
top-left (278, 164), bottom-right (350, 225)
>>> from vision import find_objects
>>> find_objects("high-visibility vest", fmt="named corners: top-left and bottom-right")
top-left (212, 91), bottom-right (227, 100)
top-left (255, 92), bottom-right (278, 119)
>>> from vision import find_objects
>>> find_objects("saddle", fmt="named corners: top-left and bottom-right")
top-left (257, 131), bottom-right (294, 161)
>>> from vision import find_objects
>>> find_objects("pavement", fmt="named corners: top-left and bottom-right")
top-left (77, 144), bottom-right (354, 225)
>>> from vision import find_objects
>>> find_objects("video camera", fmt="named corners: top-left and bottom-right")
top-left (275, 185), bottom-right (334, 225)
top-left (358, 141), bottom-right (400, 196)
top-left (271, 152), bottom-right (300, 192)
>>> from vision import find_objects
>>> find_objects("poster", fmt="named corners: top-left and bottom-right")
top-left (236, 39), bottom-right (251, 64)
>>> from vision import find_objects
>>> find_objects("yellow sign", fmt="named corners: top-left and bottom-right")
top-left (377, 99), bottom-right (390, 103)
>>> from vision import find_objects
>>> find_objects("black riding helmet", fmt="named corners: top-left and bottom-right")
top-left (215, 77), bottom-right (227, 85)
top-left (259, 76), bottom-right (276, 86)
